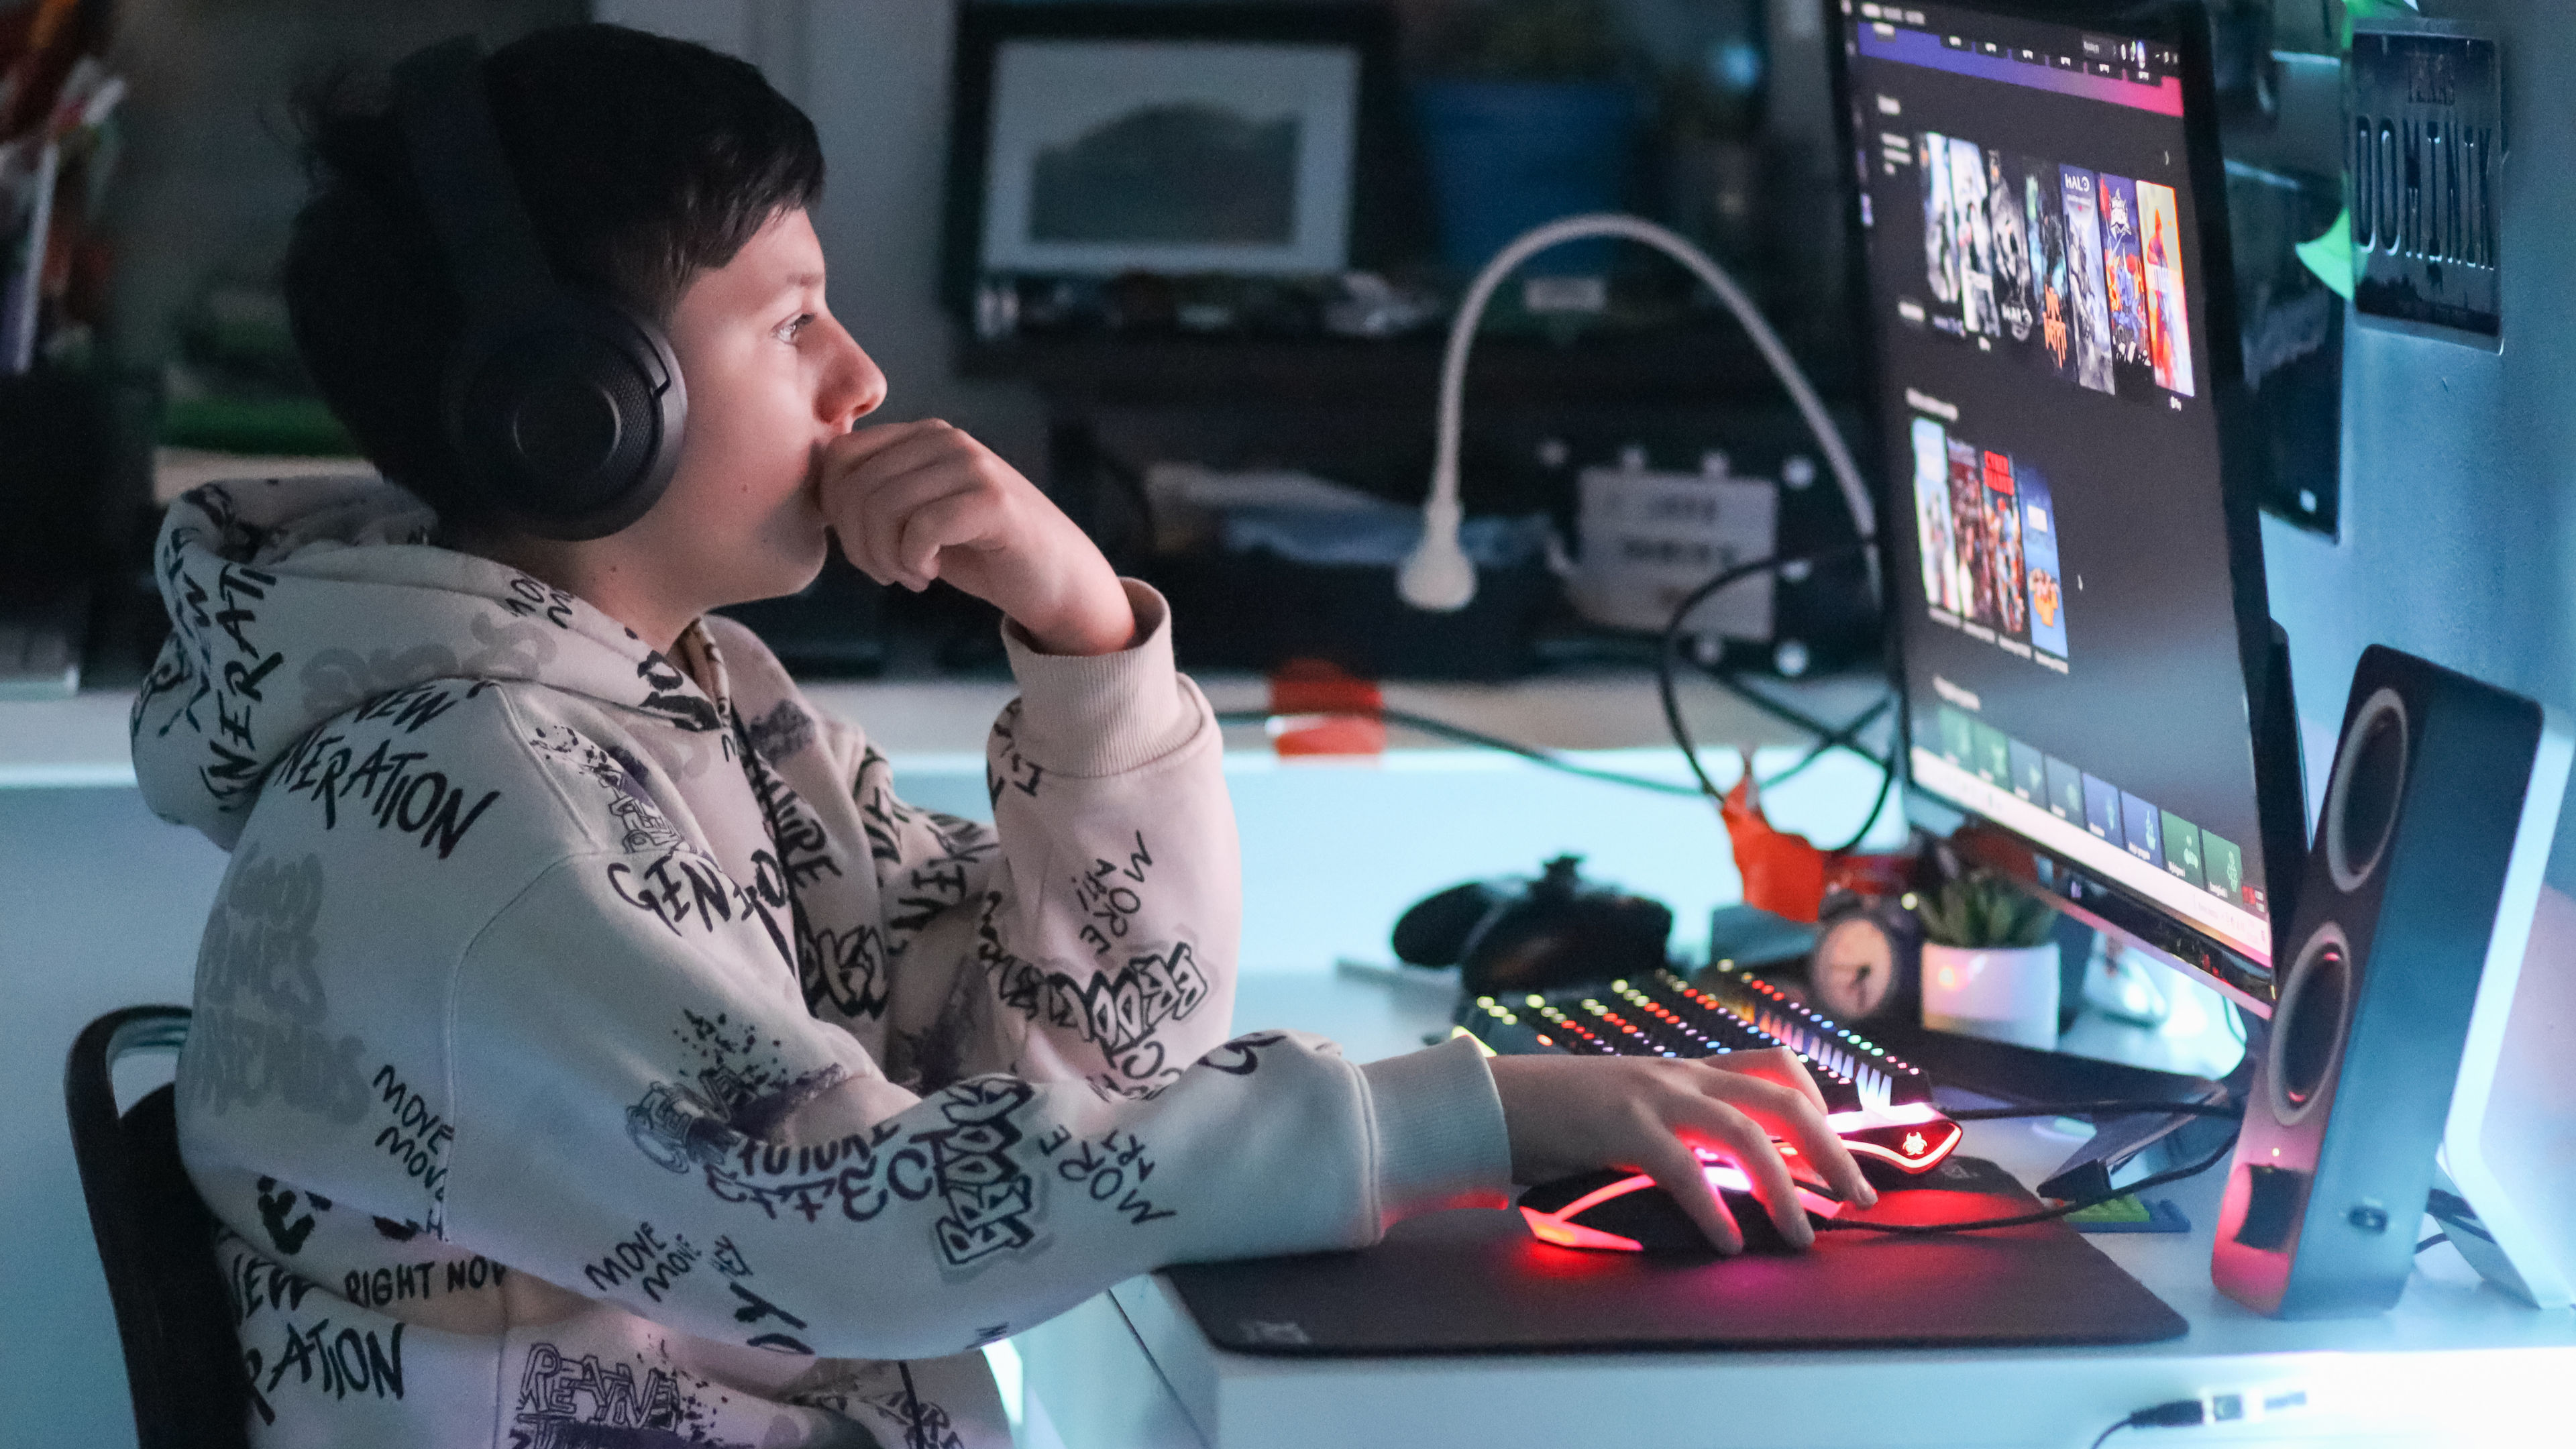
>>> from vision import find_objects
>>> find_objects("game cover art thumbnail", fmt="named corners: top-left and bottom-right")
top-left (2098, 174), bottom-right (2153, 393)
top-left (1916, 132), bottom-right (2009, 337)
top-left (1950, 136), bottom-right (2000, 336)
top-left (2018, 155), bottom-right (2073, 380)
top-left (1988, 151), bottom-right (2036, 348)
top-left (1946, 437), bottom-right (1994, 623)
top-left (1911, 418), bottom-right (1966, 615)
top-left (2057, 165), bottom-right (2118, 395)
top-left (2017, 466), bottom-right (2068, 657)
top-left (1911, 417), bottom-right (2071, 665)
top-left (2137, 180), bottom-right (2196, 396)
top-left (1920, 133), bottom-right (1957, 329)
top-left (1980, 449), bottom-right (2028, 637)
top-left (1919, 132), bottom-right (2004, 340)
top-left (1900, 134), bottom-right (2197, 408)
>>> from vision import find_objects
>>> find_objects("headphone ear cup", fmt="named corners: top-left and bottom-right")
top-left (444, 294), bottom-right (686, 541)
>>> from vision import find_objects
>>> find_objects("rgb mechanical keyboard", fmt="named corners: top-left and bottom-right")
top-left (1460, 967), bottom-right (1963, 1175)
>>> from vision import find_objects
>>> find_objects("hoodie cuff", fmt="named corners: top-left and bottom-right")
top-left (1358, 1034), bottom-right (1513, 1228)
top-left (1000, 580), bottom-right (1203, 777)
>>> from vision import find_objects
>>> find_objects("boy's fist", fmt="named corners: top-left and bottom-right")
top-left (817, 419), bottom-right (1135, 656)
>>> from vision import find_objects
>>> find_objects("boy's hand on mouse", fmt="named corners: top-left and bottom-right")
top-left (1488, 1049), bottom-right (1878, 1254)
top-left (817, 419), bottom-right (1136, 656)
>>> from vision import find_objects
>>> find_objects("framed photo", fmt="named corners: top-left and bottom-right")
top-left (945, 3), bottom-right (1409, 304)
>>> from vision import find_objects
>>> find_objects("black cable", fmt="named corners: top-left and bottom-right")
top-left (1656, 545), bottom-right (1900, 854)
top-left (1687, 664), bottom-right (1899, 850)
top-left (1217, 549), bottom-right (1901, 834)
top-left (1754, 695), bottom-right (1894, 790)
top-left (1697, 661), bottom-right (1893, 769)
top-left (2089, 1399), bottom-right (2208, 1449)
top-left (1819, 1137), bottom-right (2465, 1255)
top-left (1214, 706), bottom-right (1707, 797)
top-left (1216, 698), bottom-right (1892, 798)
top-left (2425, 1186), bottom-right (2482, 1229)
top-left (1707, 674), bottom-right (1898, 851)
top-left (1819, 1122), bottom-right (2241, 1238)
top-left (1825, 751), bottom-right (1902, 855)
top-left (1658, 551), bottom-right (1847, 804)
top-left (1944, 1099), bottom-right (2241, 1122)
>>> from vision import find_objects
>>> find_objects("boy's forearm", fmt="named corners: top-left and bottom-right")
top-left (1004, 555), bottom-right (1136, 657)
top-left (985, 579), bottom-right (1241, 1095)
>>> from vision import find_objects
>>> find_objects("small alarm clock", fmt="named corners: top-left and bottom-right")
top-left (1806, 888), bottom-right (1925, 1023)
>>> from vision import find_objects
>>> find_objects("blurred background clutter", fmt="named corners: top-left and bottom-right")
top-left (2, 0), bottom-right (133, 697)
top-left (0, 0), bottom-right (1898, 700)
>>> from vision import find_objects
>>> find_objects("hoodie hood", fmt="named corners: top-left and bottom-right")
top-left (133, 476), bottom-right (724, 849)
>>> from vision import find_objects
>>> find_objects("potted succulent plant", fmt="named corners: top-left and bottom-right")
top-left (1913, 869), bottom-right (2063, 1050)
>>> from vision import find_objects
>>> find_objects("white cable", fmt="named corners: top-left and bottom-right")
top-left (1399, 212), bottom-right (1880, 612)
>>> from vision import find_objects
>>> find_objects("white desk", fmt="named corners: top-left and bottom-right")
top-left (1018, 971), bottom-right (2576, 1449)
top-left (0, 676), bottom-right (1891, 1448)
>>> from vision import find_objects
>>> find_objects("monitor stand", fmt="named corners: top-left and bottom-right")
top-left (1863, 1009), bottom-right (2238, 1203)
top-left (1856, 918), bottom-right (2251, 1203)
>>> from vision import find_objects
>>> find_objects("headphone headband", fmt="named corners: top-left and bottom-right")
top-left (391, 37), bottom-right (556, 321)
top-left (388, 36), bottom-right (685, 541)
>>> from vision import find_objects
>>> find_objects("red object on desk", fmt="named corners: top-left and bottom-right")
top-left (1723, 760), bottom-right (1829, 921)
top-left (1267, 659), bottom-right (1387, 757)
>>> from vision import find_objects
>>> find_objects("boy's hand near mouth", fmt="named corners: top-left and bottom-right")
top-left (818, 418), bottom-right (1138, 658)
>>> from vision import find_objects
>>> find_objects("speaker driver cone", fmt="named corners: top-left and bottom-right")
top-left (2269, 922), bottom-right (2352, 1127)
top-left (2327, 688), bottom-right (2409, 894)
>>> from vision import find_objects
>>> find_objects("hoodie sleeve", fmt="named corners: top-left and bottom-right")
top-left (975, 579), bottom-right (1242, 1095)
top-left (443, 851), bottom-right (1509, 1360)
top-left (770, 581), bottom-right (1248, 1100)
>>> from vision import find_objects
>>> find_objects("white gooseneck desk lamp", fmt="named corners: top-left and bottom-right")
top-left (1396, 212), bottom-right (1879, 612)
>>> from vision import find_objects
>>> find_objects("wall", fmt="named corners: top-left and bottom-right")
top-left (102, 0), bottom-right (584, 368)
top-left (99, 0), bottom-right (1052, 478)
top-left (2259, 0), bottom-right (2576, 890)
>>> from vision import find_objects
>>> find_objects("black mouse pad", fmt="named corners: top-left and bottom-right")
top-left (1165, 1157), bottom-right (2187, 1354)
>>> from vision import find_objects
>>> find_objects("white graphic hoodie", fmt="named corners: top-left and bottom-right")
top-left (133, 477), bottom-right (1509, 1449)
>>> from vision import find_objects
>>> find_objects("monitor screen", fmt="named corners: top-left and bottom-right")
top-left (1836, 1), bottom-right (2285, 1001)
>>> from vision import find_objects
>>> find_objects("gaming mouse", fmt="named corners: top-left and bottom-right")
top-left (1518, 1160), bottom-right (1843, 1256)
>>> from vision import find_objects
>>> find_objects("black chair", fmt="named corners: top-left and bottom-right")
top-left (65, 1006), bottom-right (251, 1449)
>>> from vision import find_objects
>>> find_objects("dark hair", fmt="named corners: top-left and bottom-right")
top-left (282, 24), bottom-right (824, 529)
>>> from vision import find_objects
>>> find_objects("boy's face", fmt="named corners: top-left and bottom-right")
top-left (619, 207), bottom-right (885, 610)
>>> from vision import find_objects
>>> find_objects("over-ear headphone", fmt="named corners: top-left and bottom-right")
top-left (390, 36), bottom-right (685, 540)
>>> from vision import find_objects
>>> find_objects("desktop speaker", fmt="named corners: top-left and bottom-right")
top-left (2212, 646), bottom-right (2571, 1319)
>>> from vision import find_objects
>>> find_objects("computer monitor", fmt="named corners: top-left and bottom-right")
top-left (1830, 0), bottom-right (2306, 1016)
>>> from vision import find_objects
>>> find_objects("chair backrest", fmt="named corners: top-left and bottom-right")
top-left (64, 1006), bottom-right (252, 1449)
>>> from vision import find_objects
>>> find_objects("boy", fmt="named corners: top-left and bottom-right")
top-left (133, 25), bottom-right (1868, 1449)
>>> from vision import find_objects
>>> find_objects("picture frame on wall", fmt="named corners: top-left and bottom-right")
top-left (943, 2), bottom-right (1411, 311)
top-left (982, 39), bottom-right (1358, 276)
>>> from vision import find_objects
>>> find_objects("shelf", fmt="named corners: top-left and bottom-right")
top-left (959, 326), bottom-right (1858, 411)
